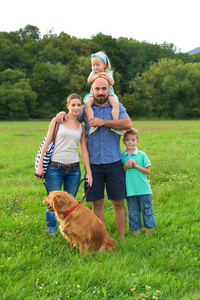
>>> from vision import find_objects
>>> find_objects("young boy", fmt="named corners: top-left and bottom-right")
top-left (120, 128), bottom-right (157, 236)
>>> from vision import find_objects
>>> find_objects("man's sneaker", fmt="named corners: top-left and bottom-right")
top-left (110, 128), bottom-right (123, 136)
top-left (89, 127), bottom-right (98, 135)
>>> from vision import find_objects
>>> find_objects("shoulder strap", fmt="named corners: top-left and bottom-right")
top-left (52, 122), bottom-right (59, 143)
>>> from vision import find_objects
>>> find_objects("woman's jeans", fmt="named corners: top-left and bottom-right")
top-left (45, 162), bottom-right (81, 233)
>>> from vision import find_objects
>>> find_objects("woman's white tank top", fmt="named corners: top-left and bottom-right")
top-left (51, 123), bottom-right (82, 164)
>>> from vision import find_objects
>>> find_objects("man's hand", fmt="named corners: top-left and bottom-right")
top-left (56, 111), bottom-right (67, 123)
top-left (89, 117), bottom-right (132, 130)
top-left (89, 118), bottom-right (105, 128)
top-left (85, 173), bottom-right (93, 187)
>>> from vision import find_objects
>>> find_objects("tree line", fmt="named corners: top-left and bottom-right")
top-left (0, 24), bottom-right (200, 120)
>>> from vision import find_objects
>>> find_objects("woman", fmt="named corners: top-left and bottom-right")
top-left (35, 93), bottom-right (92, 233)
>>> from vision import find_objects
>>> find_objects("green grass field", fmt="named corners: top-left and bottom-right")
top-left (0, 120), bottom-right (199, 300)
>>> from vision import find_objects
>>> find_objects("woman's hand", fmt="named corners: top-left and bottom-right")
top-left (35, 166), bottom-right (44, 179)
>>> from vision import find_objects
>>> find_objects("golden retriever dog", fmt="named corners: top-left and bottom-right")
top-left (43, 191), bottom-right (117, 254)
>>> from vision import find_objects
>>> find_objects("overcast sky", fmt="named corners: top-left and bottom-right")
top-left (1, 0), bottom-right (199, 53)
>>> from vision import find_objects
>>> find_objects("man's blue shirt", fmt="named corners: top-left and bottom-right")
top-left (78, 102), bottom-right (129, 164)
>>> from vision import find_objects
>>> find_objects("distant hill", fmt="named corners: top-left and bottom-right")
top-left (188, 47), bottom-right (200, 55)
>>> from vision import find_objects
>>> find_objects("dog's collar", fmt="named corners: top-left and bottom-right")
top-left (63, 201), bottom-right (81, 218)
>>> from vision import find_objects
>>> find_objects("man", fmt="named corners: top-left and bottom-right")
top-left (56, 77), bottom-right (132, 238)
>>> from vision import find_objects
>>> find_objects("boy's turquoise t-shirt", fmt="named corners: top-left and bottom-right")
top-left (120, 147), bottom-right (152, 197)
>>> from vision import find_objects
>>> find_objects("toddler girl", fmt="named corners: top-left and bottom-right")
top-left (84, 51), bottom-right (123, 136)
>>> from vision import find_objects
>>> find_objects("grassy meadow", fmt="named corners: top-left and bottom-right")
top-left (0, 120), bottom-right (199, 300)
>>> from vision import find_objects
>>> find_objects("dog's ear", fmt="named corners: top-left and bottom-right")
top-left (52, 194), bottom-right (68, 212)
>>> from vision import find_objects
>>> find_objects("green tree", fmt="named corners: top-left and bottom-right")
top-left (130, 59), bottom-right (200, 118)
top-left (131, 58), bottom-right (182, 117)
top-left (120, 93), bottom-right (142, 118)
top-left (67, 56), bottom-right (91, 99)
top-left (191, 52), bottom-right (200, 63)
top-left (38, 43), bottom-right (64, 63)
top-left (0, 37), bottom-right (27, 70)
top-left (30, 62), bottom-right (70, 117)
top-left (0, 27), bottom-right (198, 119)
top-left (0, 68), bottom-right (25, 83)
top-left (0, 69), bottom-right (37, 119)
top-left (18, 25), bottom-right (41, 40)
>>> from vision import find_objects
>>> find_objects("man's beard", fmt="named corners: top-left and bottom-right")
top-left (94, 94), bottom-right (109, 105)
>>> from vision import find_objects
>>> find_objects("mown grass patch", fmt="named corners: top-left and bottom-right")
top-left (0, 120), bottom-right (199, 299)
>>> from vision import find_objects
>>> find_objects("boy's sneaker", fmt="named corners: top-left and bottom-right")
top-left (89, 127), bottom-right (98, 135)
top-left (110, 128), bottom-right (123, 136)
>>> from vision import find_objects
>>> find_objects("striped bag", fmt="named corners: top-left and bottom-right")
top-left (35, 122), bottom-right (59, 174)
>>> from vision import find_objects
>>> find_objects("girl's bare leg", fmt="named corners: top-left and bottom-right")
top-left (85, 97), bottom-right (95, 121)
top-left (108, 96), bottom-right (123, 135)
top-left (85, 97), bottom-right (99, 135)
top-left (108, 96), bottom-right (119, 119)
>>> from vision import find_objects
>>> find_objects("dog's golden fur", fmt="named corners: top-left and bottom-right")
top-left (43, 191), bottom-right (117, 254)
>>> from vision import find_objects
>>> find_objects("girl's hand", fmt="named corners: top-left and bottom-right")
top-left (96, 72), bottom-right (106, 77)
top-left (100, 74), bottom-right (108, 81)
top-left (96, 72), bottom-right (102, 77)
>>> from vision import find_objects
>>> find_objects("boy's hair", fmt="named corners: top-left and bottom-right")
top-left (92, 51), bottom-right (112, 73)
top-left (66, 93), bottom-right (82, 105)
top-left (124, 128), bottom-right (139, 139)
